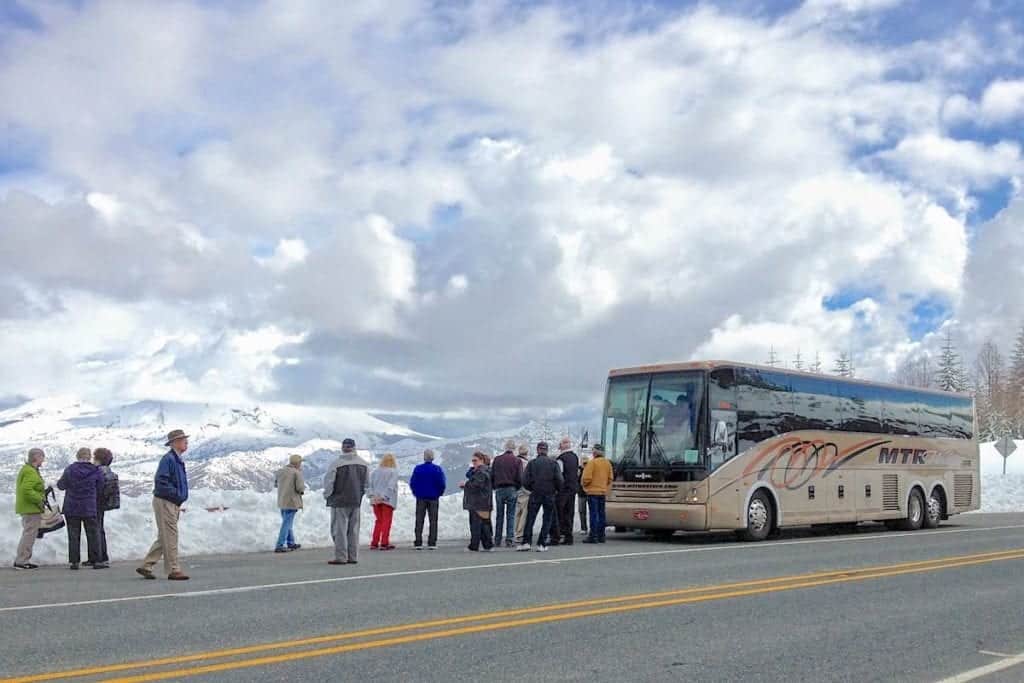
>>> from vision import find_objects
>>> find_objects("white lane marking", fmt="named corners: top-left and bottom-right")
top-left (978, 650), bottom-right (1014, 658)
top-left (936, 651), bottom-right (1024, 682)
top-left (3, 523), bottom-right (1024, 614)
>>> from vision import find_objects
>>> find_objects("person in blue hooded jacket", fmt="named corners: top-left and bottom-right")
top-left (136, 429), bottom-right (191, 581)
top-left (410, 449), bottom-right (446, 549)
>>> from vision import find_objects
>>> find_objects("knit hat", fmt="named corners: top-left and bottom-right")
top-left (504, 439), bottom-right (516, 451)
top-left (592, 443), bottom-right (605, 455)
top-left (342, 438), bottom-right (356, 448)
top-left (536, 441), bottom-right (549, 453)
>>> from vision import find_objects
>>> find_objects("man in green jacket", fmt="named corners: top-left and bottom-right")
top-left (14, 448), bottom-right (46, 570)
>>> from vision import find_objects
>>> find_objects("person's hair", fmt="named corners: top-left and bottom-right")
top-left (27, 448), bottom-right (45, 465)
top-left (76, 447), bottom-right (92, 462)
top-left (518, 445), bottom-right (529, 455)
top-left (380, 453), bottom-right (397, 468)
top-left (288, 454), bottom-right (303, 467)
top-left (559, 437), bottom-right (572, 450)
top-left (472, 451), bottom-right (489, 466)
top-left (423, 449), bottom-right (435, 462)
top-left (93, 448), bottom-right (114, 466)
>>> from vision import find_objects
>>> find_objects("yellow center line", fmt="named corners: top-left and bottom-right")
top-left (5, 547), bottom-right (1024, 683)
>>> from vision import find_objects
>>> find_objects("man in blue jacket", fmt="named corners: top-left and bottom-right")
top-left (137, 429), bottom-right (191, 581)
top-left (410, 449), bottom-right (446, 549)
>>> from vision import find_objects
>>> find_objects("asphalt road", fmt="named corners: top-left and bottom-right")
top-left (5, 514), bottom-right (1024, 682)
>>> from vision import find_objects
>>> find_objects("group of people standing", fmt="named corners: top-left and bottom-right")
top-left (14, 445), bottom-right (120, 571)
top-left (458, 437), bottom-right (613, 552)
top-left (12, 428), bottom-right (615, 575)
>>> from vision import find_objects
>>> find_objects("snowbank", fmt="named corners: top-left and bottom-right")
top-left (980, 439), bottom-right (1024, 512)
top-left (1, 486), bottom-right (471, 566)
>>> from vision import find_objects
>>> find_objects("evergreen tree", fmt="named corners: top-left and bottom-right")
top-left (809, 352), bottom-right (823, 374)
top-left (935, 330), bottom-right (966, 392)
top-left (1009, 325), bottom-right (1024, 436)
top-left (832, 352), bottom-right (853, 378)
top-left (766, 346), bottom-right (780, 368)
top-left (793, 350), bottom-right (804, 371)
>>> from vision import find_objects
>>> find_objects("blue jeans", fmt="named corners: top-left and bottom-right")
top-left (587, 496), bottom-right (606, 540)
top-left (493, 487), bottom-right (517, 543)
top-left (276, 509), bottom-right (297, 549)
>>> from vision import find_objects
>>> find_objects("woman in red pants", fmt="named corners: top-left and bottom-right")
top-left (369, 453), bottom-right (399, 550)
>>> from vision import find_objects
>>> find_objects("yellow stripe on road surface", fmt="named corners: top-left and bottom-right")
top-left (6, 547), bottom-right (1024, 683)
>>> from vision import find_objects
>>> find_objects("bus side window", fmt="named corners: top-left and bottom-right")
top-left (709, 368), bottom-right (738, 469)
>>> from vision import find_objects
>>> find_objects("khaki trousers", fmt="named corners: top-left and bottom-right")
top-left (142, 497), bottom-right (181, 574)
top-left (514, 488), bottom-right (531, 543)
top-left (16, 514), bottom-right (41, 565)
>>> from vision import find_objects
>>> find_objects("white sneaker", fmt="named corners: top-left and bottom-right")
top-left (516, 543), bottom-right (531, 552)
top-left (415, 546), bottom-right (423, 551)
top-left (535, 545), bottom-right (549, 552)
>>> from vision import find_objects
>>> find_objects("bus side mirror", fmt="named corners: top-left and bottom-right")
top-left (713, 420), bottom-right (730, 448)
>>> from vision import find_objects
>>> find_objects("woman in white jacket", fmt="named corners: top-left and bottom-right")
top-left (369, 453), bottom-right (399, 550)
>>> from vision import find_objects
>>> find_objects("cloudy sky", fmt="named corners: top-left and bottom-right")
top-left (0, 0), bottom-right (1022, 434)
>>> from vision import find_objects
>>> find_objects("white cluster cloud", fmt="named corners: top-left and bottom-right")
top-left (0, 0), bottom-right (1021, 428)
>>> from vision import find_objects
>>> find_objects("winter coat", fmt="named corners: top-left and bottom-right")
top-left (491, 451), bottom-right (522, 489)
top-left (556, 450), bottom-right (581, 493)
top-left (369, 466), bottom-right (399, 508)
top-left (15, 464), bottom-right (45, 515)
top-left (410, 462), bottom-right (447, 500)
top-left (57, 461), bottom-right (103, 518)
top-left (462, 465), bottom-right (493, 512)
top-left (98, 465), bottom-right (120, 511)
top-left (153, 450), bottom-right (189, 506)
top-left (276, 466), bottom-right (305, 510)
top-left (323, 452), bottom-right (368, 508)
top-left (582, 456), bottom-right (614, 496)
top-left (523, 455), bottom-right (563, 496)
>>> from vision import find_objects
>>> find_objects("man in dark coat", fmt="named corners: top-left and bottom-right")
top-left (461, 451), bottom-right (494, 551)
top-left (550, 437), bottom-right (580, 546)
top-left (518, 441), bottom-right (563, 552)
top-left (57, 447), bottom-right (104, 569)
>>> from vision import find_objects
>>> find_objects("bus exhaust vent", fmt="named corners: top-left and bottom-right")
top-left (882, 474), bottom-right (900, 511)
top-left (954, 475), bottom-right (973, 508)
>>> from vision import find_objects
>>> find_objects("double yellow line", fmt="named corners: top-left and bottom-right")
top-left (7, 547), bottom-right (1024, 683)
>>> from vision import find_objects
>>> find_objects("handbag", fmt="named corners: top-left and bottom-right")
top-left (37, 487), bottom-right (66, 539)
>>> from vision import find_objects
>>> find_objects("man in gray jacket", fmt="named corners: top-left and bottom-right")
top-left (324, 438), bottom-right (368, 565)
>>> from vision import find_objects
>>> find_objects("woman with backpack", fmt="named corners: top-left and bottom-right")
top-left (92, 448), bottom-right (120, 566)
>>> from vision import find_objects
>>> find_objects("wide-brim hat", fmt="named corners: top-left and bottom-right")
top-left (165, 429), bottom-right (190, 446)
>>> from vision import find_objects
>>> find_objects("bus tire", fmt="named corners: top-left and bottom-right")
top-left (900, 488), bottom-right (925, 531)
top-left (739, 490), bottom-right (773, 542)
top-left (923, 488), bottom-right (944, 529)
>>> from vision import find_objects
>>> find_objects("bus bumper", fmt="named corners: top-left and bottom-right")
top-left (606, 502), bottom-right (707, 531)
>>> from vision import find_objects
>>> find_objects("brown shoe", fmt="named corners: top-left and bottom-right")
top-left (167, 571), bottom-right (190, 581)
top-left (136, 567), bottom-right (156, 580)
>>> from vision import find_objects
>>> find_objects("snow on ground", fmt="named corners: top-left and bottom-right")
top-left (979, 439), bottom-right (1024, 512)
top-left (0, 483), bottom-right (470, 567)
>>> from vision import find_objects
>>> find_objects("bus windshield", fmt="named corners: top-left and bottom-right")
top-left (602, 372), bottom-right (705, 467)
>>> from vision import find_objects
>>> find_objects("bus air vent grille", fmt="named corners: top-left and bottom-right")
top-left (882, 474), bottom-right (900, 511)
top-left (611, 484), bottom-right (677, 504)
top-left (954, 475), bottom-right (973, 508)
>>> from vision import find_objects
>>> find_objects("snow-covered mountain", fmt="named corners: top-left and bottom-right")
top-left (0, 397), bottom-right (592, 496)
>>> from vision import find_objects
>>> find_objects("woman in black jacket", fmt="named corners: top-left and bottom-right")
top-left (91, 448), bottom-right (120, 566)
top-left (460, 451), bottom-right (494, 551)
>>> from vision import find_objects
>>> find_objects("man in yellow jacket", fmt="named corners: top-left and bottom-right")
top-left (581, 443), bottom-right (613, 544)
top-left (14, 448), bottom-right (46, 569)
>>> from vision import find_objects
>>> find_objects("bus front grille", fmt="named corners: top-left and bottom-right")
top-left (882, 474), bottom-right (900, 511)
top-left (954, 475), bottom-right (973, 508)
top-left (612, 484), bottom-right (678, 504)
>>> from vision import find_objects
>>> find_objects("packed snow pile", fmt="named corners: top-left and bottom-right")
top-left (979, 439), bottom-right (1024, 512)
top-left (0, 483), bottom-right (470, 566)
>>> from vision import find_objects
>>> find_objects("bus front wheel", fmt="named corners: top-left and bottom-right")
top-left (738, 490), bottom-right (773, 542)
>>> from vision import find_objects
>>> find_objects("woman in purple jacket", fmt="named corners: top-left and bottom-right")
top-left (57, 447), bottom-right (105, 570)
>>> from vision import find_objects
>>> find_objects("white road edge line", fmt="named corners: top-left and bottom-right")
top-left (977, 650), bottom-right (1014, 658)
top-left (937, 651), bottom-right (1024, 682)
top-left (3, 523), bottom-right (1024, 614)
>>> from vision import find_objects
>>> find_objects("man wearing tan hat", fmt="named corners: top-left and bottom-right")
top-left (137, 429), bottom-right (191, 580)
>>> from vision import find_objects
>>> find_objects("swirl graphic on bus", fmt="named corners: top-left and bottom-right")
top-left (742, 437), bottom-right (891, 491)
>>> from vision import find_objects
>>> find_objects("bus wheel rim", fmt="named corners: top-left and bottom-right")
top-left (749, 498), bottom-right (769, 531)
top-left (910, 495), bottom-right (922, 523)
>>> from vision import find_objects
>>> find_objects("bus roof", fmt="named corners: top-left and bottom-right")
top-left (607, 360), bottom-right (973, 399)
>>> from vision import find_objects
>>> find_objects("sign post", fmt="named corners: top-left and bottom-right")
top-left (995, 436), bottom-right (1017, 476)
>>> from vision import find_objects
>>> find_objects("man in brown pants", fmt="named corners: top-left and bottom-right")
top-left (137, 430), bottom-right (191, 581)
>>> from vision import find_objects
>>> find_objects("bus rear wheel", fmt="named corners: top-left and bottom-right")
top-left (899, 488), bottom-right (925, 531)
top-left (738, 490), bottom-right (773, 542)
top-left (922, 488), bottom-right (943, 529)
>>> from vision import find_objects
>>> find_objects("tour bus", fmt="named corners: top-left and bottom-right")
top-left (602, 360), bottom-right (979, 540)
